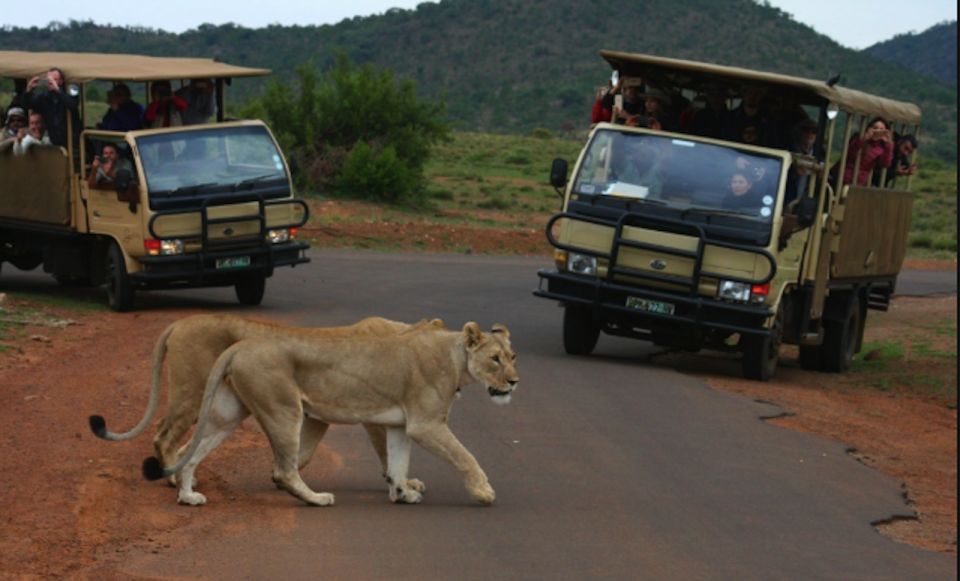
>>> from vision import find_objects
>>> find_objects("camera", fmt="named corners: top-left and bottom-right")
top-left (37, 77), bottom-right (50, 89)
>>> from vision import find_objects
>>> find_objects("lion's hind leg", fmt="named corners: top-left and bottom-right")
top-left (176, 387), bottom-right (249, 506)
top-left (259, 410), bottom-right (334, 507)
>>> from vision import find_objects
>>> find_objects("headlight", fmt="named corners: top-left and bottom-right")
top-left (717, 280), bottom-right (751, 302)
top-left (717, 280), bottom-right (771, 304)
top-left (567, 252), bottom-right (597, 276)
top-left (144, 238), bottom-right (184, 256)
top-left (266, 228), bottom-right (291, 244)
top-left (160, 239), bottom-right (184, 255)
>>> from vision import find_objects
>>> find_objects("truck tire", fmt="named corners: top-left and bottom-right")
top-left (563, 306), bottom-right (600, 355)
top-left (235, 274), bottom-right (266, 306)
top-left (105, 242), bottom-right (135, 312)
top-left (742, 305), bottom-right (783, 381)
top-left (798, 344), bottom-right (822, 371)
top-left (820, 296), bottom-right (861, 373)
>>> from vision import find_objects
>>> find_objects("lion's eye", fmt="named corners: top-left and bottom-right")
top-left (491, 355), bottom-right (501, 365)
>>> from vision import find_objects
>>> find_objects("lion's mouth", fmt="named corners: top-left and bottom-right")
top-left (488, 386), bottom-right (511, 397)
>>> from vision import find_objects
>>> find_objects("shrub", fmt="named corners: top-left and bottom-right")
top-left (530, 127), bottom-right (552, 139)
top-left (243, 54), bottom-right (449, 204)
top-left (337, 142), bottom-right (423, 204)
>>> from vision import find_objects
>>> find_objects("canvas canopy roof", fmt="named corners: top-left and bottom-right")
top-left (0, 51), bottom-right (270, 83)
top-left (601, 50), bottom-right (921, 125)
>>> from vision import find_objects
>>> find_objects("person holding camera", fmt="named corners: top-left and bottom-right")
top-left (21, 67), bottom-right (79, 149)
top-left (87, 143), bottom-right (132, 189)
top-left (836, 117), bottom-right (894, 187)
top-left (144, 80), bottom-right (189, 128)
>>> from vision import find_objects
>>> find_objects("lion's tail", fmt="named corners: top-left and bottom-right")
top-left (88, 322), bottom-right (175, 441)
top-left (142, 344), bottom-right (240, 481)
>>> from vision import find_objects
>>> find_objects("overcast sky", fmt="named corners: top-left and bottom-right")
top-left (2, 0), bottom-right (956, 50)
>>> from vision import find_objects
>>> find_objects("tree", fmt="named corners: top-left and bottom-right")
top-left (243, 54), bottom-right (449, 204)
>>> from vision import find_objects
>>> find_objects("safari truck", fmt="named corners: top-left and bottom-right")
top-left (535, 51), bottom-right (920, 380)
top-left (0, 51), bottom-right (309, 311)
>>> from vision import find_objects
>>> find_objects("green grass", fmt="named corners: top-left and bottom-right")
top-left (850, 340), bottom-right (904, 372)
top-left (909, 161), bottom-right (958, 259)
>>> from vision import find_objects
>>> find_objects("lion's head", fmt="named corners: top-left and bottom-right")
top-left (463, 322), bottom-right (519, 405)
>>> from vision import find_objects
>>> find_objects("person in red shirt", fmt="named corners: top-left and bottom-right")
top-left (143, 80), bottom-right (188, 128)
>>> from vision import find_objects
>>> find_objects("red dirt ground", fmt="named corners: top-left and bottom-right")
top-left (0, 200), bottom-right (955, 576)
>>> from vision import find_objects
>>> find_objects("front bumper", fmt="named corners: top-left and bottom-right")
top-left (535, 269), bottom-right (773, 337)
top-left (130, 241), bottom-right (309, 288)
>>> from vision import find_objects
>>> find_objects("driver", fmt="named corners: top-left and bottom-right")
top-left (87, 143), bottom-right (133, 189)
top-left (610, 138), bottom-right (664, 197)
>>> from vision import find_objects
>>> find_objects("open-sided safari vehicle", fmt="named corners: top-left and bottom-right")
top-left (535, 51), bottom-right (920, 380)
top-left (0, 51), bottom-right (308, 311)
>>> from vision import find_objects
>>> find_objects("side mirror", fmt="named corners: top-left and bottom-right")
top-left (114, 169), bottom-right (138, 212)
top-left (549, 158), bottom-right (568, 192)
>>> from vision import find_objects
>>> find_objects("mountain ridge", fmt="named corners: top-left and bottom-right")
top-left (1, 0), bottom-right (955, 159)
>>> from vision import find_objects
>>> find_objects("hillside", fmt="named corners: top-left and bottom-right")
top-left (865, 21), bottom-right (957, 87)
top-left (1, 0), bottom-right (956, 159)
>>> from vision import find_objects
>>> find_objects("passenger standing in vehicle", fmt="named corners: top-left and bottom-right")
top-left (144, 81), bottom-right (188, 128)
top-left (689, 86), bottom-right (728, 139)
top-left (12, 111), bottom-right (52, 156)
top-left (834, 117), bottom-right (893, 186)
top-left (785, 119), bottom-right (818, 204)
top-left (725, 85), bottom-right (768, 145)
top-left (100, 83), bottom-right (144, 132)
top-left (1, 106), bottom-right (26, 142)
top-left (637, 88), bottom-right (674, 131)
top-left (176, 78), bottom-right (217, 125)
top-left (878, 134), bottom-right (918, 186)
top-left (22, 68), bottom-right (79, 148)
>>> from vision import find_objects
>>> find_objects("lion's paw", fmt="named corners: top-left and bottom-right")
top-left (177, 490), bottom-right (207, 506)
top-left (406, 478), bottom-right (426, 493)
top-left (390, 486), bottom-right (424, 504)
top-left (306, 492), bottom-right (335, 507)
top-left (469, 483), bottom-right (495, 505)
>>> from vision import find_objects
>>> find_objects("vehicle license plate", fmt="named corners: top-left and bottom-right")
top-left (626, 296), bottom-right (675, 316)
top-left (216, 256), bottom-right (251, 269)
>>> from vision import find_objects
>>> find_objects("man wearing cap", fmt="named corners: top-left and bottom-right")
top-left (176, 78), bottom-right (217, 125)
top-left (637, 88), bottom-right (676, 131)
top-left (2, 107), bottom-right (26, 142)
top-left (100, 83), bottom-right (144, 132)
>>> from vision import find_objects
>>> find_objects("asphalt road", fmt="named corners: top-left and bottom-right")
top-left (2, 253), bottom-right (956, 580)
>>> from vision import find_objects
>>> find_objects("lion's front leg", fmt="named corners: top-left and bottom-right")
top-left (407, 423), bottom-right (494, 505)
top-left (385, 427), bottom-right (422, 504)
top-left (365, 424), bottom-right (426, 494)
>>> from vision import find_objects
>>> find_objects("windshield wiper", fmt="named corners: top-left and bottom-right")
top-left (681, 206), bottom-right (766, 222)
top-left (232, 173), bottom-right (282, 190)
top-left (153, 182), bottom-right (219, 197)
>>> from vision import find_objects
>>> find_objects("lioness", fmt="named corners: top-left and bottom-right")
top-left (90, 315), bottom-right (444, 481)
top-left (143, 322), bottom-right (518, 507)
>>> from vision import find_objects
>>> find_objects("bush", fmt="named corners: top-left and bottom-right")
top-left (243, 54), bottom-right (449, 204)
top-left (530, 127), bottom-right (552, 139)
top-left (337, 142), bottom-right (423, 204)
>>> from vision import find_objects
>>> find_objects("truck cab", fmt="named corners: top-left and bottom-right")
top-left (0, 51), bottom-right (309, 311)
top-left (536, 51), bottom-right (921, 380)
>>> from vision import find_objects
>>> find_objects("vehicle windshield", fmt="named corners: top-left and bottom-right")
top-left (136, 125), bottom-right (287, 198)
top-left (572, 129), bottom-right (784, 229)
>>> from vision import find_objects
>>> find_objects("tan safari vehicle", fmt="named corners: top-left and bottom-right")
top-left (0, 51), bottom-right (309, 311)
top-left (535, 51), bottom-right (920, 380)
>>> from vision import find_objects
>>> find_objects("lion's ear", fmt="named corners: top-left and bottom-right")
top-left (463, 322), bottom-right (484, 348)
top-left (429, 318), bottom-right (446, 329)
top-left (490, 324), bottom-right (510, 338)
